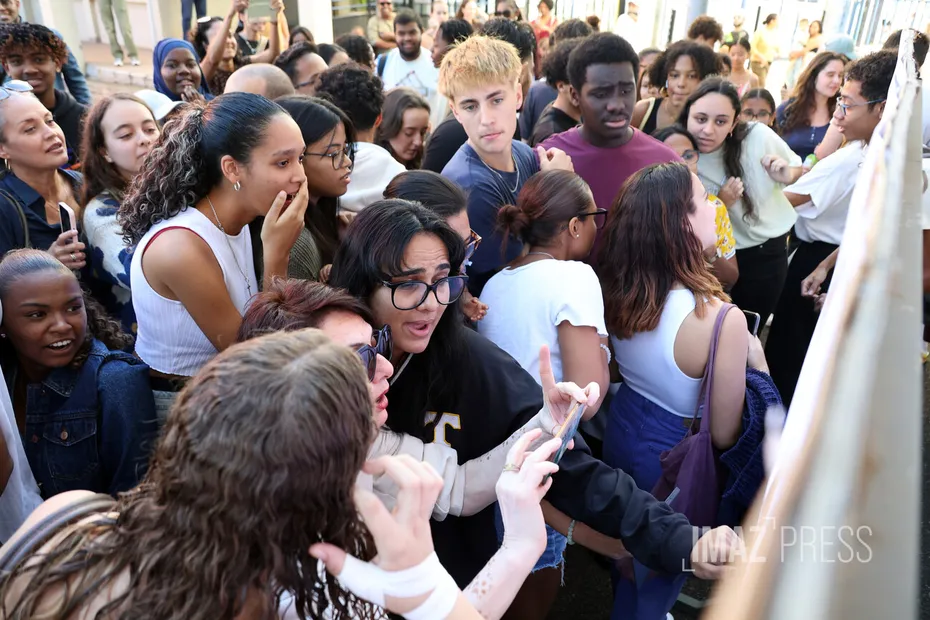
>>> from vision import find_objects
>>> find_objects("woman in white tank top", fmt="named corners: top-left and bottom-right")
top-left (119, 93), bottom-right (310, 379)
top-left (596, 162), bottom-right (769, 620)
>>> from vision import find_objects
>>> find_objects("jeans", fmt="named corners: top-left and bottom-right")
top-left (181, 0), bottom-right (207, 38)
top-left (494, 506), bottom-right (566, 574)
top-left (603, 383), bottom-right (691, 620)
top-left (99, 0), bottom-right (138, 58)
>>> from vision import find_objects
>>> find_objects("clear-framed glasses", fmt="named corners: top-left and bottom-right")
top-left (577, 208), bottom-right (609, 229)
top-left (463, 230), bottom-right (481, 266)
top-left (835, 96), bottom-right (885, 116)
top-left (680, 149), bottom-right (700, 165)
top-left (381, 275), bottom-right (469, 311)
top-left (356, 324), bottom-right (392, 381)
top-left (305, 143), bottom-right (353, 170)
top-left (740, 109), bottom-right (772, 121)
top-left (0, 80), bottom-right (33, 102)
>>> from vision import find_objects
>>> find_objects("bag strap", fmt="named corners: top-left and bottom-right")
top-left (691, 303), bottom-right (735, 430)
top-left (377, 52), bottom-right (388, 78)
top-left (0, 492), bottom-right (115, 573)
top-left (0, 187), bottom-right (30, 249)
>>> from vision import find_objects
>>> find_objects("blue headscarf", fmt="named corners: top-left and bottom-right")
top-left (153, 38), bottom-right (214, 102)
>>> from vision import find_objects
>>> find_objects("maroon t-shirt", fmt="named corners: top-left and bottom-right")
top-left (541, 127), bottom-right (680, 268)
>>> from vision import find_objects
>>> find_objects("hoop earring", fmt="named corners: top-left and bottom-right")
top-left (233, 180), bottom-right (241, 191)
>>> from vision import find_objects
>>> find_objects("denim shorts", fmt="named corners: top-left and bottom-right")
top-left (493, 504), bottom-right (567, 575)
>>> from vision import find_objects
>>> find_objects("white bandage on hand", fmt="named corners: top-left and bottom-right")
top-left (336, 551), bottom-right (457, 619)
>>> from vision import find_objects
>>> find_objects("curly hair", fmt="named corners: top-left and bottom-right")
top-left (0, 22), bottom-right (68, 66)
top-left (314, 63), bottom-right (385, 132)
top-left (648, 40), bottom-right (719, 93)
top-left (687, 15), bottom-right (724, 44)
top-left (118, 92), bottom-right (288, 245)
top-left (0, 250), bottom-right (134, 367)
top-left (0, 329), bottom-right (377, 620)
top-left (845, 49), bottom-right (897, 111)
top-left (780, 52), bottom-right (846, 135)
top-left (568, 32), bottom-right (639, 91)
top-left (550, 18), bottom-right (593, 46)
top-left (542, 37), bottom-right (582, 86)
top-left (80, 93), bottom-right (159, 206)
top-left (437, 18), bottom-right (474, 47)
top-left (598, 163), bottom-right (727, 339)
top-left (679, 77), bottom-right (758, 221)
top-left (335, 34), bottom-right (374, 68)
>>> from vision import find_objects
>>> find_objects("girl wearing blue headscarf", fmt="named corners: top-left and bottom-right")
top-left (153, 39), bottom-right (214, 102)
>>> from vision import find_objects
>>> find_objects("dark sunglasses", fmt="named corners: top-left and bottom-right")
top-left (577, 208), bottom-right (609, 229)
top-left (0, 80), bottom-right (33, 102)
top-left (494, 9), bottom-right (512, 16)
top-left (356, 324), bottom-right (392, 381)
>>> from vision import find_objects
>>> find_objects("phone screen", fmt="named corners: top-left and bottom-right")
top-left (742, 310), bottom-right (761, 336)
top-left (58, 203), bottom-right (76, 234)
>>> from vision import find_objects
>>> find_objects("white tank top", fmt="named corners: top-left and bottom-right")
top-left (611, 288), bottom-right (702, 417)
top-left (130, 207), bottom-right (258, 377)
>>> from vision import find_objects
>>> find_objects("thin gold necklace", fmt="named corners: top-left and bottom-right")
top-left (206, 196), bottom-right (253, 297)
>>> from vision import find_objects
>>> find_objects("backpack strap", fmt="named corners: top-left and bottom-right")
top-left (0, 186), bottom-right (30, 249)
top-left (0, 492), bottom-right (115, 573)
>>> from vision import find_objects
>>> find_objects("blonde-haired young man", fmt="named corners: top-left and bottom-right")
top-left (439, 35), bottom-right (572, 295)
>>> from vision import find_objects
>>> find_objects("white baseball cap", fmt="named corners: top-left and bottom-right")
top-left (133, 89), bottom-right (184, 122)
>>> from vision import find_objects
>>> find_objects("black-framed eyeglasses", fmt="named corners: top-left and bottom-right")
top-left (577, 208), bottom-right (609, 229)
top-left (464, 230), bottom-right (481, 267)
top-left (305, 143), bottom-right (353, 170)
top-left (381, 275), bottom-right (469, 311)
top-left (680, 149), bottom-right (699, 164)
top-left (356, 324), bottom-right (392, 381)
top-left (0, 80), bottom-right (32, 102)
top-left (741, 109), bottom-right (772, 121)
top-left (835, 96), bottom-right (885, 116)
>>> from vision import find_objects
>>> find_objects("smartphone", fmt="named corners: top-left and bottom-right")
top-left (246, 0), bottom-right (274, 21)
top-left (742, 309), bottom-right (761, 336)
top-left (58, 202), bottom-right (76, 234)
top-left (542, 401), bottom-right (587, 484)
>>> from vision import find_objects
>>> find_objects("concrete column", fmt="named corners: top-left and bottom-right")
top-left (296, 0), bottom-right (332, 43)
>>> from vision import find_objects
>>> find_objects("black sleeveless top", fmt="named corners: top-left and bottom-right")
top-left (640, 97), bottom-right (663, 136)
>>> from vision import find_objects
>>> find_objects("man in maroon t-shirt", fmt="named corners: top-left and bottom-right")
top-left (541, 32), bottom-right (680, 267)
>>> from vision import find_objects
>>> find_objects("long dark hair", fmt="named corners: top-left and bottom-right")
top-left (375, 88), bottom-right (430, 170)
top-left (678, 77), bottom-right (757, 221)
top-left (119, 93), bottom-right (287, 245)
top-left (80, 93), bottom-right (158, 207)
top-left (383, 170), bottom-right (467, 219)
top-left (598, 163), bottom-right (727, 339)
top-left (780, 51), bottom-right (845, 135)
top-left (0, 250), bottom-right (133, 370)
top-left (329, 199), bottom-right (466, 441)
top-left (0, 329), bottom-right (376, 619)
top-left (275, 95), bottom-right (357, 266)
top-left (497, 170), bottom-right (592, 249)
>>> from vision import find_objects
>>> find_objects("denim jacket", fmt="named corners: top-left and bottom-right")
top-left (17, 339), bottom-right (158, 499)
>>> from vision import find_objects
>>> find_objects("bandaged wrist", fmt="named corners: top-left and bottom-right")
top-left (403, 567), bottom-right (459, 620)
top-left (337, 551), bottom-right (447, 607)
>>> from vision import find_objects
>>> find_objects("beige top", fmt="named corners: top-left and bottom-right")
top-left (752, 27), bottom-right (781, 64)
top-left (367, 14), bottom-right (394, 44)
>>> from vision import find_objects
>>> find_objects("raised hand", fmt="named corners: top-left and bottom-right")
top-left (538, 344), bottom-right (599, 425)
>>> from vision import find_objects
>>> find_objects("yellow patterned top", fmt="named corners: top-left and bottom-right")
top-left (711, 195), bottom-right (737, 260)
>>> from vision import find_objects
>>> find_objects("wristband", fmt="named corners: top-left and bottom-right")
top-left (567, 519), bottom-right (577, 545)
top-left (403, 568), bottom-right (459, 620)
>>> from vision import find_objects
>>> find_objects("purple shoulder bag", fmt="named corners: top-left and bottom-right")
top-left (650, 303), bottom-right (734, 528)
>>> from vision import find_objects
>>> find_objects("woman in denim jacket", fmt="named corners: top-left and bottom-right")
top-left (0, 249), bottom-right (157, 499)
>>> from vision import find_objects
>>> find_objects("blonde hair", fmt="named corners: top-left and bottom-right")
top-left (438, 35), bottom-right (522, 101)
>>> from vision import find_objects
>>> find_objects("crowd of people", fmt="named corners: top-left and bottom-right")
top-left (0, 0), bottom-right (920, 618)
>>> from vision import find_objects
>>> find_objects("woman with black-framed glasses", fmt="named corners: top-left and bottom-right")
top-left (383, 169), bottom-right (489, 322)
top-left (267, 95), bottom-right (357, 282)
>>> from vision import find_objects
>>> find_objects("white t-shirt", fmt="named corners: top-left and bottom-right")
top-left (477, 259), bottom-right (607, 385)
top-left (342, 142), bottom-right (406, 213)
top-left (696, 122), bottom-right (801, 248)
top-left (380, 47), bottom-right (439, 98)
top-left (785, 141), bottom-right (865, 245)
